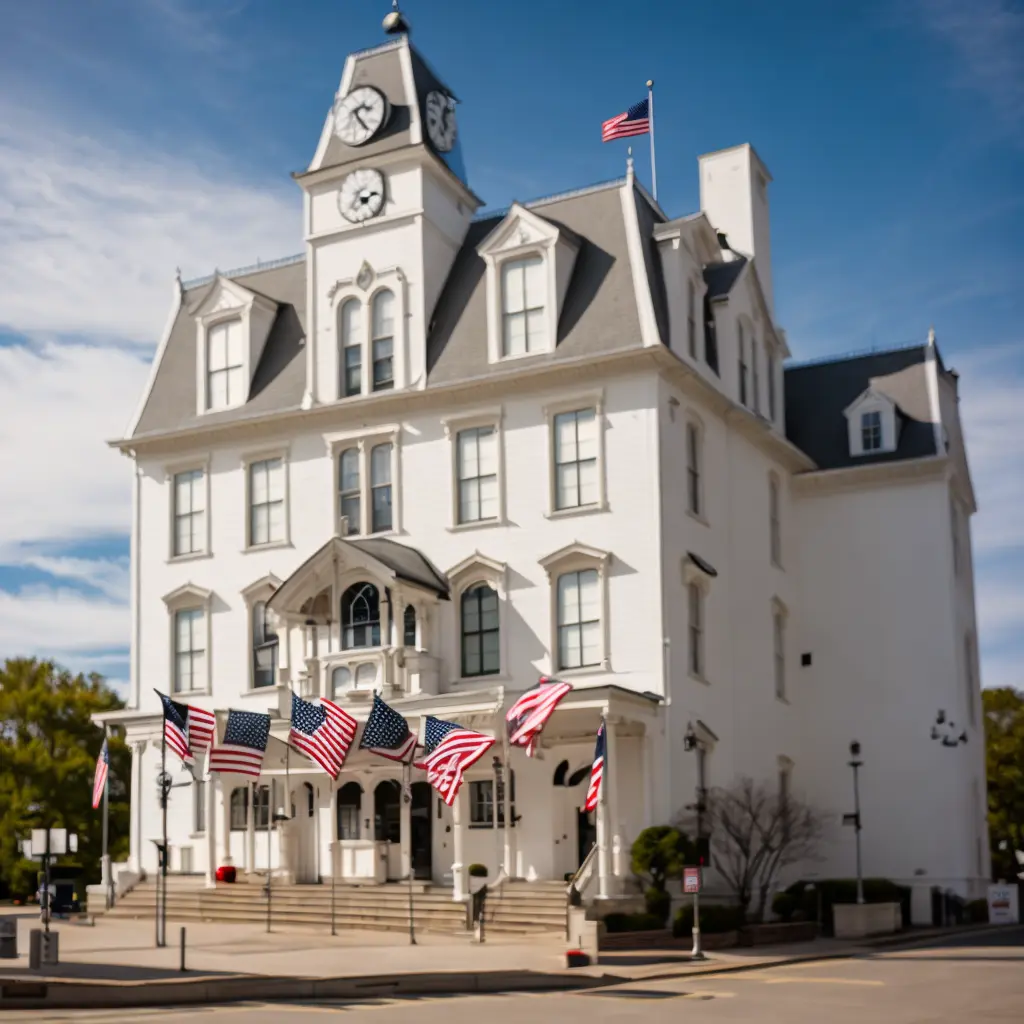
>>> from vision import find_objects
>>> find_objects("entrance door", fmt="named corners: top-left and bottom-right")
top-left (576, 808), bottom-right (596, 867)
top-left (291, 782), bottom-right (317, 883)
top-left (410, 782), bottom-right (432, 880)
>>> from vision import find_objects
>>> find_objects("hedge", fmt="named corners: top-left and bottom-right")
top-left (673, 903), bottom-right (743, 937)
top-left (603, 912), bottom-right (666, 933)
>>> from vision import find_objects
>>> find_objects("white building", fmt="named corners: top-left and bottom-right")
top-left (96, 30), bottom-right (988, 917)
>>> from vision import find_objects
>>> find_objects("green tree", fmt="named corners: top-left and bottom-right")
top-left (0, 658), bottom-right (130, 898)
top-left (983, 686), bottom-right (1024, 881)
top-left (631, 825), bottom-right (695, 925)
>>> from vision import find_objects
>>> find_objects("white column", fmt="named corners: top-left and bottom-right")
top-left (205, 761), bottom-right (217, 887)
top-left (330, 778), bottom-right (338, 878)
top-left (219, 775), bottom-right (233, 866)
top-left (452, 787), bottom-right (466, 901)
top-left (246, 781), bottom-right (256, 874)
top-left (129, 740), bottom-right (147, 873)
top-left (607, 719), bottom-right (623, 881)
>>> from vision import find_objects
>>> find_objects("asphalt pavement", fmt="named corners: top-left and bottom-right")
top-left (3, 926), bottom-right (1022, 1023)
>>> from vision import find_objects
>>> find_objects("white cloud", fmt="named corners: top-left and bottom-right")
top-left (0, 95), bottom-right (300, 342)
top-left (0, 586), bottom-right (128, 658)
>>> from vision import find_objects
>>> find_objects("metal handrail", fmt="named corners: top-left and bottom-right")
top-left (564, 844), bottom-right (599, 939)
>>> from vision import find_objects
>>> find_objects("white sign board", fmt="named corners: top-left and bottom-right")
top-left (987, 884), bottom-right (1020, 925)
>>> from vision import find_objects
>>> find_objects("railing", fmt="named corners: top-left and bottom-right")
top-left (565, 844), bottom-right (599, 939)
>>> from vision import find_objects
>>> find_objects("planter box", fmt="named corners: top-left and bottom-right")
top-left (833, 902), bottom-right (901, 939)
top-left (599, 928), bottom-right (738, 951)
top-left (738, 921), bottom-right (819, 946)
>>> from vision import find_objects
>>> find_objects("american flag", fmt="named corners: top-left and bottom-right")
top-left (289, 693), bottom-right (357, 778)
top-left (506, 676), bottom-right (573, 757)
top-left (417, 716), bottom-right (495, 807)
top-left (358, 694), bottom-right (417, 762)
top-left (421, 715), bottom-right (461, 756)
top-left (601, 98), bottom-right (650, 142)
top-left (156, 690), bottom-right (216, 765)
top-left (209, 709), bottom-right (271, 777)
top-left (91, 738), bottom-right (109, 810)
top-left (584, 722), bottom-right (606, 812)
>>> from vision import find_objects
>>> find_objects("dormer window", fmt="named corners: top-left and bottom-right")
top-left (501, 257), bottom-right (546, 356)
top-left (207, 319), bottom-right (245, 410)
top-left (861, 410), bottom-right (882, 452)
top-left (477, 202), bottom-right (580, 365)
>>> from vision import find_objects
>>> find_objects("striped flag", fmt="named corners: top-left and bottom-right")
top-left (584, 722), bottom-right (606, 812)
top-left (156, 690), bottom-right (215, 765)
top-left (289, 693), bottom-right (356, 778)
top-left (417, 716), bottom-right (495, 807)
top-left (358, 694), bottom-right (417, 763)
top-left (209, 709), bottom-right (271, 777)
top-left (92, 738), bottom-right (109, 810)
top-left (506, 676), bottom-right (573, 757)
top-left (601, 98), bottom-right (650, 142)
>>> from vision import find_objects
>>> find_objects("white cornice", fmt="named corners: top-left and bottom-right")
top-left (791, 454), bottom-right (949, 496)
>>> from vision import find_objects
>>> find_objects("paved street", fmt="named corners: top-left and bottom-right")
top-left (3, 927), bottom-right (1022, 1022)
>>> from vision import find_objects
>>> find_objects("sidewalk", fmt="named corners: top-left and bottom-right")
top-left (0, 911), bottom-right (1014, 1012)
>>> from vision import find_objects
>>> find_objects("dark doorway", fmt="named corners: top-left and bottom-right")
top-left (577, 808), bottom-right (596, 868)
top-left (337, 782), bottom-right (361, 840)
top-left (410, 781), bottom-right (432, 879)
top-left (374, 781), bottom-right (400, 844)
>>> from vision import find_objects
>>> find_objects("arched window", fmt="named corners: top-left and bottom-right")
top-left (252, 600), bottom-right (278, 689)
top-left (374, 781), bottom-right (400, 843)
top-left (253, 784), bottom-right (270, 831)
top-left (553, 759), bottom-right (570, 787)
top-left (338, 447), bottom-right (361, 535)
top-left (371, 290), bottom-right (395, 392)
top-left (568, 764), bottom-right (590, 787)
top-left (337, 782), bottom-right (362, 840)
top-left (341, 582), bottom-right (381, 649)
top-left (331, 666), bottom-right (351, 697)
top-left (403, 604), bottom-right (417, 648)
top-left (229, 787), bottom-right (248, 830)
top-left (340, 298), bottom-right (362, 397)
top-left (461, 583), bottom-right (499, 677)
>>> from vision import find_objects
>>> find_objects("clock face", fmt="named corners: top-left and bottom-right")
top-left (334, 86), bottom-right (389, 147)
top-left (339, 168), bottom-right (386, 223)
top-left (424, 90), bottom-right (457, 153)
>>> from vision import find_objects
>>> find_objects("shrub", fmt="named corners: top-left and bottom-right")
top-left (771, 892), bottom-right (797, 922)
top-left (645, 886), bottom-right (672, 926)
top-left (603, 912), bottom-right (665, 934)
top-left (467, 863), bottom-right (488, 878)
top-left (673, 903), bottom-right (742, 937)
top-left (631, 826), bottom-right (694, 891)
top-left (966, 898), bottom-right (988, 924)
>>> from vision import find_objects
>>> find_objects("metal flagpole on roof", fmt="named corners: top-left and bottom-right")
top-left (647, 79), bottom-right (657, 201)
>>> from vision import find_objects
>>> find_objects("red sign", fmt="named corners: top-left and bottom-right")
top-left (683, 867), bottom-right (702, 894)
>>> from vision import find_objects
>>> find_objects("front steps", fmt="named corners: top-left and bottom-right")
top-left (93, 877), bottom-right (568, 937)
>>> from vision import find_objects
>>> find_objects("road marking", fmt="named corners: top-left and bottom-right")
top-left (763, 977), bottom-right (885, 986)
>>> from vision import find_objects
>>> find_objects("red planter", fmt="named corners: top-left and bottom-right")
top-left (215, 865), bottom-right (237, 883)
top-left (566, 950), bottom-right (591, 968)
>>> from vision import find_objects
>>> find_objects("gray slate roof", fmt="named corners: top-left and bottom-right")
top-left (703, 257), bottom-right (747, 299)
top-left (348, 537), bottom-right (450, 597)
top-left (427, 181), bottom-right (656, 383)
top-left (133, 259), bottom-right (307, 438)
top-left (784, 345), bottom-right (938, 469)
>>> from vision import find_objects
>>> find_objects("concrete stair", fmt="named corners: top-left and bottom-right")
top-left (94, 876), bottom-right (568, 937)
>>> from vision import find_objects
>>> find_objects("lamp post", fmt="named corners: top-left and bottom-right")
top-left (683, 724), bottom-right (708, 959)
top-left (848, 741), bottom-right (864, 905)
top-left (388, 775), bottom-right (416, 946)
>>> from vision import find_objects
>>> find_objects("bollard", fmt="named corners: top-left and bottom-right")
top-left (180, 926), bottom-right (186, 972)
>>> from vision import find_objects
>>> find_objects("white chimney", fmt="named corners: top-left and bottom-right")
top-left (698, 143), bottom-right (774, 317)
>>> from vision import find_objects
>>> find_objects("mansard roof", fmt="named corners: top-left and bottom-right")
top-left (703, 257), bottom-right (748, 299)
top-left (784, 345), bottom-right (938, 470)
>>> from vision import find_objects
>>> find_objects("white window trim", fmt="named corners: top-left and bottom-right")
top-left (542, 391), bottom-right (608, 519)
top-left (441, 408), bottom-right (507, 531)
top-left (682, 558), bottom-right (714, 684)
top-left (242, 575), bottom-right (283, 693)
top-left (844, 389), bottom-right (898, 457)
top-left (241, 447), bottom-right (291, 551)
top-left (446, 552), bottom-right (510, 685)
top-left (164, 456), bottom-right (212, 562)
top-left (326, 425), bottom-right (402, 537)
top-left (487, 246), bottom-right (554, 363)
top-left (539, 542), bottom-right (612, 676)
top-left (328, 266), bottom-right (408, 400)
top-left (162, 583), bottom-right (213, 697)
top-left (772, 596), bottom-right (789, 703)
top-left (684, 414), bottom-right (707, 526)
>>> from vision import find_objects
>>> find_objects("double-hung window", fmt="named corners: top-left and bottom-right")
top-left (339, 448), bottom-right (361, 535)
top-left (249, 457), bottom-right (285, 545)
top-left (371, 290), bottom-right (395, 392)
top-left (206, 319), bottom-right (244, 411)
top-left (173, 469), bottom-right (205, 556)
top-left (553, 408), bottom-right (598, 510)
top-left (340, 299), bottom-right (362, 397)
top-left (501, 257), bottom-right (545, 356)
top-left (688, 583), bottom-right (704, 678)
top-left (370, 443), bottom-right (392, 533)
top-left (461, 583), bottom-right (500, 677)
top-left (174, 608), bottom-right (205, 694)
top-left (457, 427), bottom-right (498, 523)
top-left (861, 411), bottom-right (882, 452)
top-left (773, 609), bottom-right (786, 700)
top-left (556, 569), bottom-right (600, 670)
top-left (769, 476), bottom-right (782, 566)
top-left (686, 423), bottom-right (701, 517)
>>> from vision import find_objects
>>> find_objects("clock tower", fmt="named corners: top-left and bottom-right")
top-left (295, 25), bottom-right (481, 407)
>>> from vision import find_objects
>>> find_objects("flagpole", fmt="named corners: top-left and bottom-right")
top-left (159, 723), bottom-right (167, 948)
top-left (647, 79), bottom-right (657, 202)
top-left (101, 731), bottom-right (111, 911)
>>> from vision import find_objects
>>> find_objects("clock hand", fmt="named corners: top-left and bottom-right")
top-left (353, 106), bottom-right (369, 130)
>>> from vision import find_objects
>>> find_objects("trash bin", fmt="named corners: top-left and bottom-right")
top-left (0, 916), bottom-right (17, 958)
top-left (28, 929), bottom-right (59, 968)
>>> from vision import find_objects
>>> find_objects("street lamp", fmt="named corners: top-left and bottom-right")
top-left (847, 741), bottom-right (864, 905)
top-left (930, 710), bottom-right (967, 747)
top-left (683, 724), bottom-right (708, 865)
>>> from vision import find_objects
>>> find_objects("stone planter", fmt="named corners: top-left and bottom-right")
top-left (833, 902), bottom-right (901, 939)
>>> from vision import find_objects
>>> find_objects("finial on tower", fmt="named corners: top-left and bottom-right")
top-left (383, 1), bottom-right (410, 35)
top-left (174, 267), bottom-right (183, 295)
top-left (927, 325), bottom-right (936, 347)
top-left (626, 145), bottom-right (634, 176)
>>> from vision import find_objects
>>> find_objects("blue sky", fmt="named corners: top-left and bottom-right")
top-left (0, 0), bottom-right (1021, 695)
